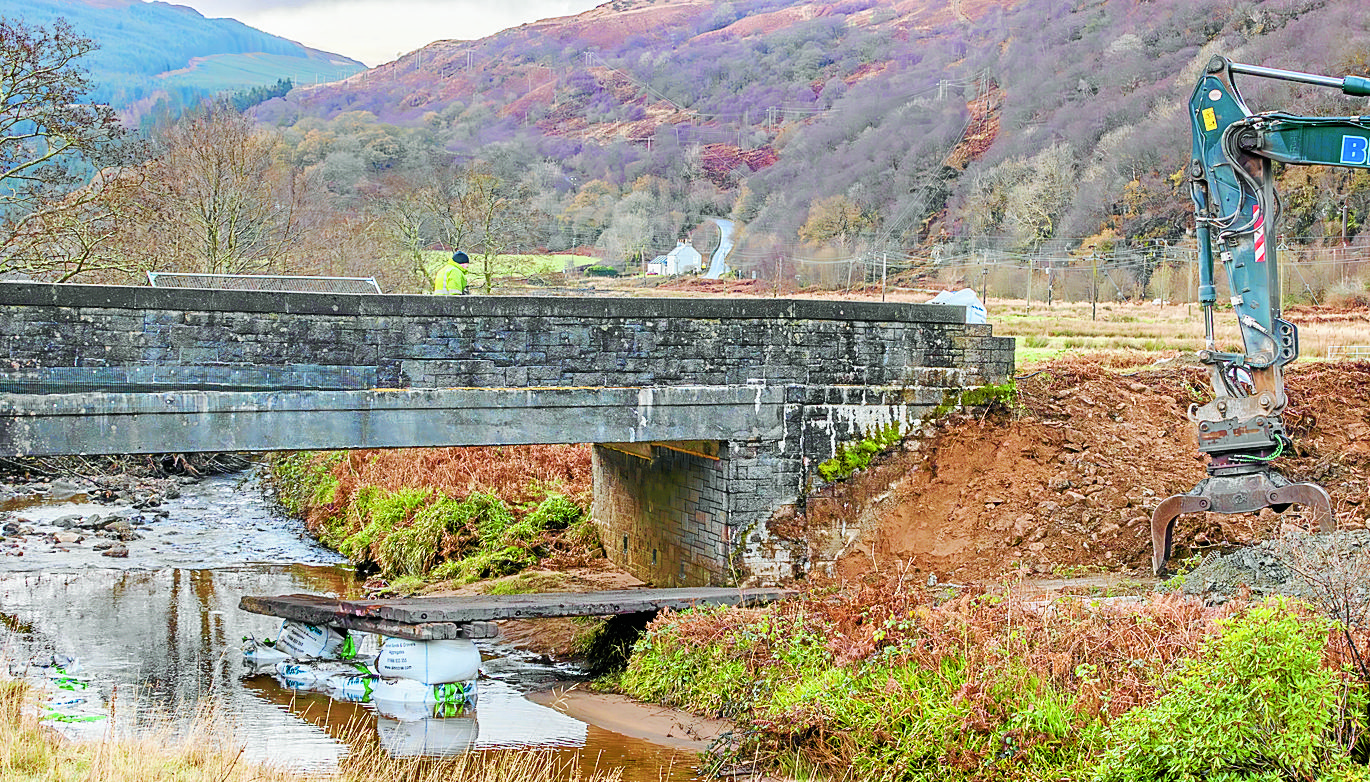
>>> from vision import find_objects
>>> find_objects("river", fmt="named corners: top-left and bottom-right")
top-left (0, 468), bottom-right (700, 779)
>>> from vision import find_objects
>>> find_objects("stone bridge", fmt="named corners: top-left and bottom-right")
top-left (0, 282), bottom-right (1013, 585)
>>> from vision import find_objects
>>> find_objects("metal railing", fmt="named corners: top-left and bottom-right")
top-left (147, 272), bottom-right (382, 294)
top-left (1327, 345), bottom-right (1370, 360)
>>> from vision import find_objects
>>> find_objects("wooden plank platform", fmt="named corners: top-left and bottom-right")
top-left (239, 587), bottom-right (795, 641)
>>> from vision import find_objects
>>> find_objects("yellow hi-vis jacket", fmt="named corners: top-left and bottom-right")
top-left (434, 261), bottom-right (468, 295)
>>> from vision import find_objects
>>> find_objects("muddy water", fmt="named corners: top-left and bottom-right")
top-left (0, 470), bottom-right (699, 779)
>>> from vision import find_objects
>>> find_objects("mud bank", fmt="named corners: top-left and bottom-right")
top-left (529, 686), bottom-right (730, 751)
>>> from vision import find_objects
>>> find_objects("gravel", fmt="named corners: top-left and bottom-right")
top-left (1177, 530), bottom-right (1370, 605)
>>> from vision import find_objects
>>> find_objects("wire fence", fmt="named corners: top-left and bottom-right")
top-left (724, 234), bottom-right (1370, 306)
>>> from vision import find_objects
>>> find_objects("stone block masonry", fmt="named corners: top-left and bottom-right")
top-left (0, 282), bottom-right (1014, 585)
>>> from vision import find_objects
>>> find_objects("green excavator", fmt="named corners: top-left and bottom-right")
top-left (1150, 56), bottom-right (1370, 575)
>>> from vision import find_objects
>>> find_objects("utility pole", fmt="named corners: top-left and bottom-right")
top-left (881, 253), bottom-right (888, 301)
top-left (1091, 252), bottom-right (1099, 321)
top-left (1188, 248), bottom-right (1196, 320)
top-left (1026, 257), bottom-right (1034, 315)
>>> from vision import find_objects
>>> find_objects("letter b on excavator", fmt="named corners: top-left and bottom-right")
top-left (1341, 135), bottom-right (1369, 165)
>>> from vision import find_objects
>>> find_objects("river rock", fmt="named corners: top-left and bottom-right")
top-left (100, 544), bottom-right (129, 558)
top-left (105, 520), bottom-right (133, 535)
top-left (51, 514), bottom-right (81, 529)
top-left (47, 479), bottom-right (87, 500)
top-left (53, 531), bottom-right (82, 544)
top-left (91, 540), bottom-right (115, 551)
top-left (1, 522), bottom-right (18, 536)
top-left (77, 514), bottom-right (105, 530)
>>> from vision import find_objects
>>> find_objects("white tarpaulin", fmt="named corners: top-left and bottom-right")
top-left (927, 288), bottom-right (988, 324)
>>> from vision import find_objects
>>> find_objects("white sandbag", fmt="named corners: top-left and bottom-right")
top-left (274, 660), bottom-right (374, 691)
top-left (274, 620), bottom-right (348, 659)
top-left (372, 697), bottom-right (472, 721)
top-left (241, 637), bottom-right (292, 669)
top-left (324, 673), bottom-right (377, 703)
top-left (374, 637), bottom-right (480, 684)
top-left (375, 715), bottom-right (478, 757)
top-left (372, 676), bottom-right (478, 708)
top-left (336, 631), bottom-right (380, 662)
top-left (927, 288), bottom-right (987, 324)
top-left (274, 662), bottom-right (325, 689)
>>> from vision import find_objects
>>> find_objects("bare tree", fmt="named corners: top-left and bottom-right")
top-left (2, 166), bottom-right (152, 282)
top-left (144, 104), bottom-right (309, 275)
top-left (467, 166), bottom-right (536, 292)
top-left (0, 17), bottom-right (132, 278)
top-left (373, 176), bottom-right (438, 290)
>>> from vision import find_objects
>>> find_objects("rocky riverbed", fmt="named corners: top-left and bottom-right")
top-left (0, 471), bottom-right (338, 570)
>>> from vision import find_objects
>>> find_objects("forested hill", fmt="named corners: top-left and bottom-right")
top-left (253, 0), bottom-right (1370, 269)
top-left (2, 0), bottom-right (365, 126)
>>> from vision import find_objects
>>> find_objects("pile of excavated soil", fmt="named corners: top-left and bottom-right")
top-left (786, 355), bottom-right (1370, 584)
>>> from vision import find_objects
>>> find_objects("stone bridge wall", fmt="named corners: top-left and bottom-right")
top-left (0, 282), bottom-right (1014, 584)
top-left (0, 284), bottom-right (1010, 394)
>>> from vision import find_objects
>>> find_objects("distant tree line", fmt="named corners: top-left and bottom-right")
top-left (6, 0), bottom-right (1370, 294)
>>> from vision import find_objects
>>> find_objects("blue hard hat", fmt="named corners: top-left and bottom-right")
top-left (452, 251), bottom-right (469, 264)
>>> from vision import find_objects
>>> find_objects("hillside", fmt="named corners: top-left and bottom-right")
top-left (2, 0), bottom-right (365, 124)
top-left (247, 0), bottom-right (1370, 280)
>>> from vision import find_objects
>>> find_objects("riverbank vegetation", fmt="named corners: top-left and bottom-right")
top-left (0, 678), bottom-right (623, 782)
top-left (616, 576), bottom-right (1370, 781)
top-left (269, 446), bottom-right (599, 592)
top-left (0, 679), bottom-right (295, 782)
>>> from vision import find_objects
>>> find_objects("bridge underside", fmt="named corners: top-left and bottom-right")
top-left (0, 385), bottom-right (784, 456)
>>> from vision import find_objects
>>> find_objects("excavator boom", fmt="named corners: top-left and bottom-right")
top-left (1151, 56), bottom-right (1370, 574)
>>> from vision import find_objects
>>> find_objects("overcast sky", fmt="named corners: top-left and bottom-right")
top-left (166, 0), bottom-right (603, 67)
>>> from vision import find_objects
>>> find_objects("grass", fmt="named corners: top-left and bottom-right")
top-left (0, 679), bottom-right (296, 782)
top-left (162, 52), bottom-right (362, 91)
top-left (0, 677), bottom-right (626, 782)
top-left (267, 446), bottom-right (600, 592)
top-left (421, 251), bottom-right (603, 284)
top-left (983, 299), bottom-right (1370, 367)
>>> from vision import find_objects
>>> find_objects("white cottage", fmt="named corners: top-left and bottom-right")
top-left (663, 239), bottom-right (703, 275)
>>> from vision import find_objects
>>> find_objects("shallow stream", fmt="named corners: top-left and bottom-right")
top-left (0, 469), bottom-right (699, 779)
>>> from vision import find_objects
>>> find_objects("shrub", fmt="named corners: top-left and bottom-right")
top-left (1094, 598), bottom-right (1365, 782)
top-left (583, 264), bottom-right (620, 277)
top-left (341, 486), bottom-right (431, 567)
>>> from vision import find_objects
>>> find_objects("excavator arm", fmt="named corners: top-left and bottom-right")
top-left (1151, 57), bottom-right (1370, 575)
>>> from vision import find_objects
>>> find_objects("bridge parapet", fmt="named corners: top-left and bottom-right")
top-left (0, 282), bottom-right (1013, 585)
top-left (0, 283), bottom-right (1010, 393)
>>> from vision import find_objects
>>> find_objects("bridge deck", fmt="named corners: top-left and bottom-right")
top-left (239, 587), bottom-right (794, 641)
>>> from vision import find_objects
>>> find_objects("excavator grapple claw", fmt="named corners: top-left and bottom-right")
top-left (1150, 469), bottom-right (1332, 576)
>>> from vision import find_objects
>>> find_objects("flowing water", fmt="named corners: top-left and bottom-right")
top-left (0, 469), bottom-right (700, 779)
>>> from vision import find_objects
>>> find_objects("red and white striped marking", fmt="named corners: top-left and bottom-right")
top-left (1253, 204), bottom-right (1267, 263)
